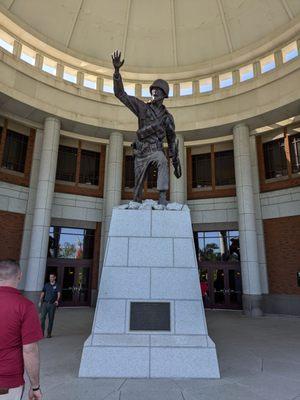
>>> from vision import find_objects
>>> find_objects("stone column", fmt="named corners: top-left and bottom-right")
top-left (24, 117), bottom-right (60, 302)
top-left (249, 134), bottom-right (269, 294)
top-left (233, 123), bottom-right (262, 316)
top-left (99, 132), bottom-right (123, 282)
top-left (170, 133), bottom-right (187, 204)
top-left (19, 129), bottom-right (43, 290)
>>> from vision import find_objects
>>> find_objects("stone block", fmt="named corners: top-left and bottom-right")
top-left (8, 198), bottom-right (27, 213)
top-left (92, 334), bottom-right (150, 347)
top-left (94, 299), bottom-right (126, 333)
top-left (128, 238), bottom-right (173, 267)
top-left (85, 208), bottom-right (102, 221)
top-left (79, 347), bottom-right (150, 378)
top-left (173, 239), bottom-right (197, 268)
top-left (150, 335), bottom-right (207, 347)
top-left (0, 195), bottom-right (9, 211)
top-left (109, 209), bottom-right (151, 237)
top-left (152, 211), bottom-right (192, 237)
top-left (151, 269), bottom-right (200, 300)
top-left (150, 348), bottom-right (220, 378)
top-left (175, 301), bottom-right (207, 334)
top-left (99, 267), bottom-right (150, 299)
top-left (105, 237), bottom-right (129, 267)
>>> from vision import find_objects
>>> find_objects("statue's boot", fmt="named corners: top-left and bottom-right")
top-left (158, 191), bottom-right (168, 206)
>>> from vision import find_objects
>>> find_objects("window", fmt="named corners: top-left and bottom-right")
top-left (260, 54), bottom-right (275, 73)
top-left (197, 230), bottom-right (240, 262)
top-left (79, 149), bottom-right (100, 185)
top-left (168, 83), bottom-right (174, 97)
top-left (215, 150), bottom-right (235, 186)
top-left (63, 66), bottom-right (77, 83)
top-left (263, 138), bottom-right (287, 179)
top-left (84, 74), bottom-right (97, 89)
top-left (147, 164), bottom-right (157, 189)
top-left (20, 45), bottom-right (36, 66)
top-left (56, 145), bottom-right (77, 182)
top-left (2, 130), bottom-right (28, 172)
top-left (0, 30), bottom-right (14, 53)
top-left (124, 155), bottom-right (134, 189)
top-left (48, 226), bottom-right (94, 259)
top-left (180, 82), bottom-right (193, 96)
top-left (199, 77), bottom-right (212, 93)
top-left (289, 133), bottom-right (300, 174)
top-left (239, 64), bottom-right (254, 82)
top-left (142, 84), bottom-right (151, 97)
top-left (219, 72), bottom-right (233, 88)
top-left (124, 82), bottom-right (135, 96)
top-left (42, 57), bottom-right (57, 75)
top-left (192, 153), bottom-right (211, 188)
top-left (103, 78), bottom-right (114, 93)
top-left (282, 42), bottom-right (298, 63)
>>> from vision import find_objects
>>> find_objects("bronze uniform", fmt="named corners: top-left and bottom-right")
top-left (113, 73), bottom-right (177, 202)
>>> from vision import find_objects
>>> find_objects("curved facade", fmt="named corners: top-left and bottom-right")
top-left (0, 2), bottom-right (299, 316)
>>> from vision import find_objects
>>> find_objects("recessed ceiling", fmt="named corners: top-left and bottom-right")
top-left (0, 0), bottom-right (299, 72)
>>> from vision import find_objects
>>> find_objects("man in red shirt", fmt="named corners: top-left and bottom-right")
top-left (0, 260), bottom-right (43, 399)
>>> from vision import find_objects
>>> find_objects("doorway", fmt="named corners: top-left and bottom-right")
top-left (46, 260), bottom-right (92, 306)
top-left (195, 230), bottom-right (242, 310)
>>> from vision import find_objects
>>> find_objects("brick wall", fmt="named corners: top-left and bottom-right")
top-left (264, 216), bottom-right (300, 295)
top-left (0, 210), bottom-right (24, 261)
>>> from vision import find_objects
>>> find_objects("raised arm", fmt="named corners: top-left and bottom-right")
top-left (112, 49), bottom-right (143, 116)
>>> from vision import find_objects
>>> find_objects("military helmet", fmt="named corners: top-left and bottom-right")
top-left (149, 79), bottom-right (169, 98)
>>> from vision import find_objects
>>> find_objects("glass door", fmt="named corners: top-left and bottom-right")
top-left (61, 266), bottom-right (76, 306)
top-left (74, 267), bottom-right (90, 306)
top-left (196, 230), bottom-right (242, 310)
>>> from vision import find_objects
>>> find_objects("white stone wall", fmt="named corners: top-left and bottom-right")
top-left (51, 192), bottom-right (104, 222)
top-left (0, 181), bottom-right (28, 214)
top-left (0, 181), bottom-right (104, 222)
top-left (188, 197), bottom-right (238, 224)
top-left (260, 186), bottom-right (300, 220)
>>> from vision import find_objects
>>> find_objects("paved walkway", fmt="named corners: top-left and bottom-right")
top-left (31, 308), bottom-right (300, 400)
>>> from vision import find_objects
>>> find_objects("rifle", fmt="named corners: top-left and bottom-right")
top-left (172, 138), bottom-right (182, 179)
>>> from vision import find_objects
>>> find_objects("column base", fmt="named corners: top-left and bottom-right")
top-left (22, 291), bottom-right (40, 306)
top-left (242, 294), bottom-right (263, 317)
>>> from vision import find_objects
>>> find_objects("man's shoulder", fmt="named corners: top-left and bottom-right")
top-left (16, 293), bottom-right (36, 312)
top-left (43, 282), bottom-right (50, 289)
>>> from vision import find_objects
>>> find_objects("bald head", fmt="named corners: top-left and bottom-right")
top-left (0, 260), bottom-right (21, 287)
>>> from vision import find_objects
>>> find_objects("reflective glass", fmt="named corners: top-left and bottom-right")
top-left (48, 226), bottom-right (94, 259)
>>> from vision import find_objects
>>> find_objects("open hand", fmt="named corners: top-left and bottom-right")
top-left (111, 50), bottom-right (124, 71)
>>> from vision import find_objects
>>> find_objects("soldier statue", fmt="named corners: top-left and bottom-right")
top-left (112, 50), bottom-right (182, 205)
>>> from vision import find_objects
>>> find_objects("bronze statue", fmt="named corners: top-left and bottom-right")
top-left (112, 50), bottom-right (181, 205)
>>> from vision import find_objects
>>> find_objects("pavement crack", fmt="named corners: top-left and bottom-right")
top-left (117, 378), bottom-right (127, 391)
top-left (181, 390), bottom-right (186, 400)
top-left (261, 358), bottom-right (264, 372)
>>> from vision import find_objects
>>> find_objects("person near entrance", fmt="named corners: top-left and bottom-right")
top-left (0, 260), bottom-right (43, 400)
top-left (39, 274), bottom-right (61, 338)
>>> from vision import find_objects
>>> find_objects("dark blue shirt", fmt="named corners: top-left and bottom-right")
top-left (42, 282), bottom-right (61, 303)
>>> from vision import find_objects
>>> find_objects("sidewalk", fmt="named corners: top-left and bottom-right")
top-left (33, 308), bottom-right (300, 400)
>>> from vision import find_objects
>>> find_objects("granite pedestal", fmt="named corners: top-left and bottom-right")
top-left (79, 206), bottom-right (220, 378)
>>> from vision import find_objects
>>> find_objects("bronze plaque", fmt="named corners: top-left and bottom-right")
top-left (130, 302), bottom-right (170, 331)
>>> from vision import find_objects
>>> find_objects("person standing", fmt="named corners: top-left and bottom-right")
top-left (39, 274), bottom-right (61, 338)
top-left (0, 260), bottom-right (43, 400)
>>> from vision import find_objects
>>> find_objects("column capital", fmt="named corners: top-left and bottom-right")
top-left (233, 122), bottom-right (249, 134)
top-left (110, 131), bottom-right (123, 140)
top-left (44, 116), bottom-right (61, 128)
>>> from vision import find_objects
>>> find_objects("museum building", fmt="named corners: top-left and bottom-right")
top-left (0, 0), bottom-right (299, 317)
